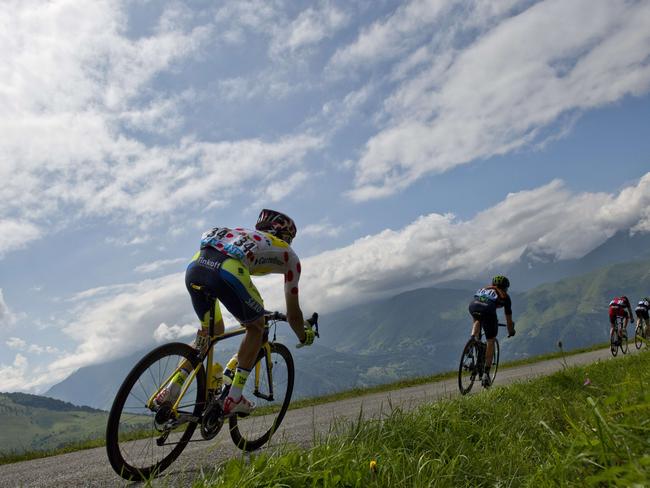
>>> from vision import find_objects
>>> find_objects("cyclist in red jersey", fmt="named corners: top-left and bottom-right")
top-left (608, 296), bottom-right (634, 345)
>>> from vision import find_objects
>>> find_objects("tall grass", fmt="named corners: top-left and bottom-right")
top-left (195, 351), bottom-right (650, 487)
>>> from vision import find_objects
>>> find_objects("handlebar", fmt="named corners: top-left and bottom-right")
top-left (498, 322), bottom-right (516, 338)
top-left (265, 311), bottom-right (320, 344)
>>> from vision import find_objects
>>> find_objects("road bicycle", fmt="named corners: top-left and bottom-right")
top-left (105, 285), bottom-right (319, 481)
top-left (634, 316), bottom-right (649, 350)
top-left (610, 315), bottom-right (628, 357)
top-left (458, 324), bottom-right (510, 395)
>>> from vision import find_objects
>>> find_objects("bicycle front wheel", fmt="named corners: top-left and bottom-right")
top-left (229, 342), bottom-right (294, 451)
top-left (458, 340), bottom-right (479, 395)
top-left (106, 343), bottom-right (206, 481)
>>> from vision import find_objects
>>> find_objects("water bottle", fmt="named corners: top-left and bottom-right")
top-left (208, 362), bottom-right (223, 393)
top-left (219, 355), bottom-right (238, 401)
top-left (223, 355), bottom-right (238, 386)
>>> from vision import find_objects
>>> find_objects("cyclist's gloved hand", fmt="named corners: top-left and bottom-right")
top-left (508, 321), bottom-right (516, 338)
top-left (297, 323), bottom-right (315, 348)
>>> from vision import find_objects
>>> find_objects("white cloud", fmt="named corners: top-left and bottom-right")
top-left (302, 220), bottom-right (347, 238)
top-left (346, 0), bottom-right (650, 200)
top-left (272, 2), bottom-right (349, 54)
top-left (254, 171), bottom-right (310, 206)
top-left (0, 354), bottom-right (29, 391)
top-left (0, 289), bottom-right (17, 329)
top-left (135, 258), bottom-right (188, 274)
top-left (6, 337), bottom-right (27, 350)
top-left (153, 322), bottom-right (197, 342)
top-left (0, 219), bottom-right (41, 258)
top-left (328, 0), bottom-right (452, 72)
top-left (6, 337), bottom-right (60, 355)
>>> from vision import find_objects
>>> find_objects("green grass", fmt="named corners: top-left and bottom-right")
top-left (193, 350), bottom-right (650, 487)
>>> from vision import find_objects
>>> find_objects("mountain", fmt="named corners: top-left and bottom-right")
top-left (0, 393), bottom-right (116, 455)
top-left (45, 348), bottom-right (148, 411)
top-left (505, 230), bottom-right (650, 290)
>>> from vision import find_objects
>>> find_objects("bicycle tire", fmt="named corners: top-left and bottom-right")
top-left (229, 342), bottom-right (294, 451)
top-left (610, 332), bottom-right (618, 357)
top-left (458, 339), bottom-right (479, 395)
top-left (106, 343), bottom-right (206, 481)
top-left (489, 339), bottom-right (500, 384)
top-left (635, 325), bottom-right (643, 349)
top-left (620, 329), bottom-right (629, 355)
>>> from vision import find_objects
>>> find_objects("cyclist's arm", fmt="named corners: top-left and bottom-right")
top-left (285, 292), bottom-right (306, 342)
top-left (628, 305), bottom-right (634, 323)
top-left (504, 294), bottom-right (515, 331)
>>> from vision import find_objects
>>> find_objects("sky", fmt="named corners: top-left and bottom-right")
top-left (1, 0), bottom-right (650, 393)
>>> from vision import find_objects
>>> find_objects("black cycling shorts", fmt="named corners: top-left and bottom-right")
top-left (636, 308), bottom-right (649, 321)
top-left (468, 300), bottom-right (498, 340)
top-left (185, 247), bottom-right (265, 326)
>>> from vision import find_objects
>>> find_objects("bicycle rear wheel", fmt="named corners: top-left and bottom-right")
top-left (635, 324), bottom-right (643, 349)
top-left (489, 339), bottom-right (500, 384)
top-left (620, 329), bottom-right (629, 354)
top-left (229, 342), bottom-right (294, 451)
top-left (106, 343), bottom-right (206, 481)
top-left (458, 339), bottom-right (480, 395)
top-left (610, 332), bottom-right (618, 357)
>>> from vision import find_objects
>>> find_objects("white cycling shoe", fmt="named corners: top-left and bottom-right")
top-left (222, 395), bottom-right (255, 417)
top-left (153, 382), bottom-right (181, 409)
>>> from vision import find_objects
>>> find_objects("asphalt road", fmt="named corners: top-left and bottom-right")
top-left (0, 345), bottom-right (639, 487)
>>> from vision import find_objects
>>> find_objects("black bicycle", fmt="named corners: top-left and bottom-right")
top-left (458, 324), bottom-right (512, 395)
top-left (106, 287), bottom-right (318, 481)
top-left (634, 317), bottom-right (649, 350)
top-left (610, 315), bottom-right (628, 357)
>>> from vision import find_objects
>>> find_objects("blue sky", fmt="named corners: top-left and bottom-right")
top-left (1, 0), bottom-right (649, 393)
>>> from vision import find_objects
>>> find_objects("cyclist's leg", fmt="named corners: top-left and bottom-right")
top-left (483, 317), bottom-right (498, 370)
top-left (608, 308), bottom-right (616, 341)
top-left (468, 302), bottom-right (481, 340)
top-left (212, 257), bottom-right (266, 413)
top-left (185, 252), bottom-right (226, 352)
top-left (468, 301), bottom-right (484, 340)
top-left (153, 256), bottom-right (227, 406)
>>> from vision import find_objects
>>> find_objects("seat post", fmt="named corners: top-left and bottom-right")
top-left (208, 298), bottom-right (216, 338)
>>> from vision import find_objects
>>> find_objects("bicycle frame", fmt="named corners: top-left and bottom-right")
top-left (146, 296), bottom-right (273, 416)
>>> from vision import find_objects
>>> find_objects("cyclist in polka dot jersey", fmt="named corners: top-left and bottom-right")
top-left (155, 209), bottom-right (314, 417)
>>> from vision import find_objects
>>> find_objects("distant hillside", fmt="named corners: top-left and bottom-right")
top-left (0, 392), bottom-right (144, 455)
top-left (45, 348), bottom-right (148, 411)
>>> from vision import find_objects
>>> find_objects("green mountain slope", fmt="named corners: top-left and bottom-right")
top-left (511, 258), bottom-right (650, 356)
top-left (0, 393), bottom-right (147, 456)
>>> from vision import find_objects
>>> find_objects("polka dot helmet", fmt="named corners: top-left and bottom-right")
top-left (255, 209), bottom-right (297, 244)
